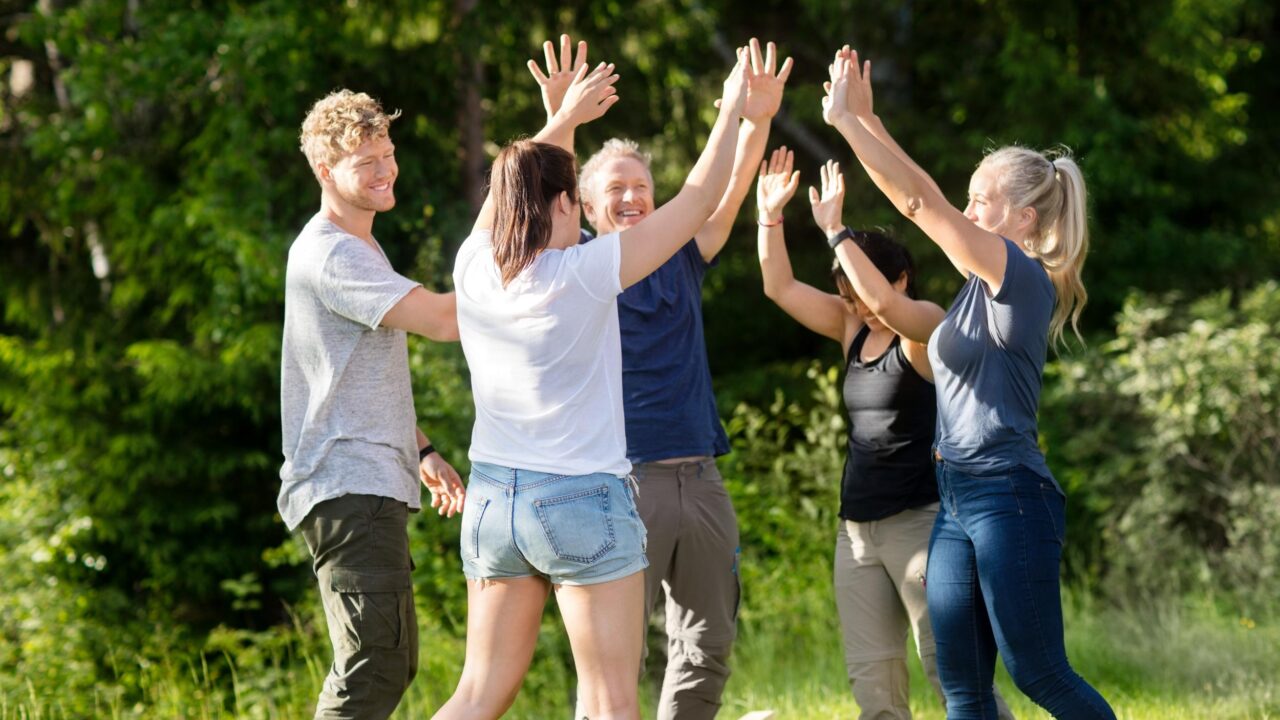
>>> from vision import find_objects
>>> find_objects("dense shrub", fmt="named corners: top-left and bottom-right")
top-left (1044, 282), bottom-right (1280, 610)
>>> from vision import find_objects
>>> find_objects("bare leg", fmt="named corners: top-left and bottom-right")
top-left (432, 577), bottom-right (550, 720)
top-left (556, 571), bottom-right (646, 720)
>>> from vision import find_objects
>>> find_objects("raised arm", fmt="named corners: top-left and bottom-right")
top-left (472, 39), bottom-right (619, 234)
top-left (824, 48), bottom-right (1006, 288)
top-left (757, 147), bottom-right (851, 344)
top-left (617, 48), bottom-right (748, 289)
top-left (694, 38), bottom-right (794, 262)
top-left (812, 160), bottom-right (944, 346)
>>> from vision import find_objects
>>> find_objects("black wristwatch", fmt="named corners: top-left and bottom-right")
top-left (418, 444), bottom-right (437, 462)
top-left (827, 226), bottom-right (855, 250)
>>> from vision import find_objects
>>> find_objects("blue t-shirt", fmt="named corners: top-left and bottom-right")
top-left (582, 230), bottom-right (730, 463)
top-left (927, 237), bottom-right (1060, 492)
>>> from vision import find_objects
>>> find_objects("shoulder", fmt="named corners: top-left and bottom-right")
top-left (289, 217), bottom-right (350, 278)
top-left (992, 237), bottom-right (1053, 303)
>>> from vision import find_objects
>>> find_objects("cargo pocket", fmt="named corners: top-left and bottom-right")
top-left (535, 485), bottom-right (616, 564)
top-left (325, 566), bottom-right (412, 651)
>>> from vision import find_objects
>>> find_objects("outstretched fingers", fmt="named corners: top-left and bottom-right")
top-left (527, 59), bottom-right (550, 85)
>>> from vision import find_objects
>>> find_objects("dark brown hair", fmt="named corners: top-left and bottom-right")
top-left (491, 140), bottom-right (579, 286)
top-left (829, 229), bottom-right (917, 300)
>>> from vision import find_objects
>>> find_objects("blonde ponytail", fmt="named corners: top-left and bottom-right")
top-left (980, 146), bottom-right (1090, 348)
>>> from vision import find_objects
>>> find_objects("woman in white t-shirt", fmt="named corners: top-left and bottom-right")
top-left (431, 40), bottom-right (749, 720)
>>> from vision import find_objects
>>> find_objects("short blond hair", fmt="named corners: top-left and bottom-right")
top-left (299, 89), bottom-right (400, 170)
top-left (579, 138), bottom-right (652, 197)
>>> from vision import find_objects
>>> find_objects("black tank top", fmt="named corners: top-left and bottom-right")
top-left (840, 326), bottom-right (940, 522)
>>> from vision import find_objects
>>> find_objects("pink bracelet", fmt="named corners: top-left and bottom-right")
top-left (757, 215), bottom-right (784, 227)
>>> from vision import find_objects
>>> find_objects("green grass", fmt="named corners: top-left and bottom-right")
top-left (3, 594), bottom-right (1276, 719)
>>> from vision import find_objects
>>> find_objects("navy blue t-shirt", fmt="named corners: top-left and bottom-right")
top-left (582, 230), bottom-right (730, 462)
top-left (927, 237), bottom-right (1061, 492)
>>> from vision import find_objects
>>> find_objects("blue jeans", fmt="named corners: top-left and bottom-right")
top-left (926, 460), bottom-right (1115, 720)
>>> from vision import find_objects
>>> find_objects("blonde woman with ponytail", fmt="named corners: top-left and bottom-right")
top-left (822, 47), bottom-right (1115, 720)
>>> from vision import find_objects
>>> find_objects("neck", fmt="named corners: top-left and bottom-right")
top-left (320, 192), bottom-right (376, 242)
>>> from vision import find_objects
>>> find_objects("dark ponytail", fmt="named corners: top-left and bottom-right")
top-left (491, 140), bottom-right (579, 286)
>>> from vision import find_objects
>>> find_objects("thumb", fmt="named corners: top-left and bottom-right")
top-left (808, 186), bottom-right (820, 204)
top-left (714, 98), bottom-right (723, 108)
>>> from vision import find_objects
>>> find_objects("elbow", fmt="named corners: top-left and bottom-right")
top-left (894, 193), bottom-right (926, 221)
top-left (863, 294), bottom-right (892, 319)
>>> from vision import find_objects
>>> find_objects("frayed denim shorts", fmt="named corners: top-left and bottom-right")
top-left (459, 462), bottom-right (648, 586)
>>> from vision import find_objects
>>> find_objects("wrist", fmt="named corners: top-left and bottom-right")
top-left (418, 444), bottom-right (437, 462)
top-left (757, 211), bottom-right (784, 227)
top-left (822, 224), bottom-right (846, 238)
top-left (826, 226), bottom-right (855, 250)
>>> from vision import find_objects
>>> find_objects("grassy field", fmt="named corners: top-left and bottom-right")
top-left (4, 591), bottom-right (1275, 719)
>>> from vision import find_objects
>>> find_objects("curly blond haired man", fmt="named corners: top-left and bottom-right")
top-left (282, 89), bottom-right (465, 719)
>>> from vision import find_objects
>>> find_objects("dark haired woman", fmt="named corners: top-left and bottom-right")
top-left (824, 46), bottom-right (1113, 720)
top-left (755, 151), bottom-right (1015, 719)
top-left (432, 40), bottom-right (749, 720)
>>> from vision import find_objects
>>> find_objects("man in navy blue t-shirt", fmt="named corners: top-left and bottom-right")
top-left (575, 40), bottom-right (792, 719)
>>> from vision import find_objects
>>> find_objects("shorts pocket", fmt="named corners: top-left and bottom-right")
top-left (534, 485), bottom-right (616, 564)
top-left (325, 566), bottom-right (412, 651)
top-left (461, 496), bottom-right (490, 560)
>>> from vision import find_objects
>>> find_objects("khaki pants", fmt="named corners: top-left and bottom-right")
top-left (299, 494), bottom-right (418, 720)
top-left (639, 459), bottom-right (740, 720)
top-left (835, 504), bottom-right (1015, 720)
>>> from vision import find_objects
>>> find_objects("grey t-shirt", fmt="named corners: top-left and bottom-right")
top-left (927, 237), bottom-right (1060, 492)
top-left (278, 214), bottom-right (422, 529)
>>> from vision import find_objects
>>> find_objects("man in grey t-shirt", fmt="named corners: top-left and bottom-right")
top-left (284, 89), bottom-right (464, 720)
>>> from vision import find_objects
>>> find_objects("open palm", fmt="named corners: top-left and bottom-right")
top-left (756, 146), bottom-right (800, 220)
top-left (742, 38), bottom-right (794, 122)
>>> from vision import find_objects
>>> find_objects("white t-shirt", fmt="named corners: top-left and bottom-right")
top-left (454, 230), bottom-right (631, 477)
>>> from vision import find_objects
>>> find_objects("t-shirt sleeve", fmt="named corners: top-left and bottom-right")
top-left (318, 239), bottom-right (421, 330)
top-left (679, 238), bottom-right (716, 275)
top-left (567, 231), bottom-right (623, 302)
top-left (989, 238), bottom-right (1055, 350)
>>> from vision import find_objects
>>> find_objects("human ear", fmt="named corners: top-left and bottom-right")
top-left (1020, 205), bottom-right (1038, 234)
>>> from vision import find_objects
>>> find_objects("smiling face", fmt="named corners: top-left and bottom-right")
top-left (324, 134), bottom-right (397, 213)
top-left (583, 156), bottom-right (655, 234)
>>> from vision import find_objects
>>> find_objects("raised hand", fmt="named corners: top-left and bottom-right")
top-left (822, 45), bottom-right (873, 125)
top-left (719, 46), bottom-right (750, 116)
top-left (555, 61), bottom-right (620, 127)
top-left (809, 159), bottom-right (846, 236)
top-left (742, 38), bottom-right (794, 122)
top-left (419, 453), bottom-right (465, 518)
top-left (756, 145), bottom-right (801, 223)
top-left (527, 33), bottom-right (589, 119)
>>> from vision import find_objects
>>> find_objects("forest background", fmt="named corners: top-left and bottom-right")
top-left (2, 0), bottom-right (1279, 718)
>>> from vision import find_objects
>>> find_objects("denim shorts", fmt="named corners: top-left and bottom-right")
top-left (459, 462), bottom-right (648, 586)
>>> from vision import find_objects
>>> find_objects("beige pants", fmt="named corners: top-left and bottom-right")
top-left (834, 503), bottom-right (1015, 720)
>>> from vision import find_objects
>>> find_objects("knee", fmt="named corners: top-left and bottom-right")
top-left (1007, 660), bottom-right (1073, 707)
top-left (669, 636), bottom-right (733, 679)
top-left (846, 657), bottom-right (911, 716)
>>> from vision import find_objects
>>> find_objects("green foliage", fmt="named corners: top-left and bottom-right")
top-left (2, 0), bottom-right (1280, 713)
top-left (1044, 282), bottom-right (1280, 609)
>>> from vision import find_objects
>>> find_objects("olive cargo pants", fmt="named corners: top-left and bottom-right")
top-left (299, 494), bottom-right (418, 720)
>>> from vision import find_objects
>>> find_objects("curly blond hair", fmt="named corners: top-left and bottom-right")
top-left (299, 89), bottom-right (401, 170)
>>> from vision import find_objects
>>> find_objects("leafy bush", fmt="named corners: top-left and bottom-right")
top-left (1044, 282), bottom-right (1280, 610)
